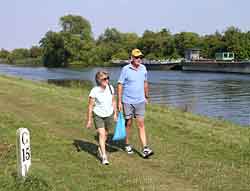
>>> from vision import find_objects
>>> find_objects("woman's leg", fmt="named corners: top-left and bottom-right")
top-left (103, 114), bottom-right (113, 144)
top-left (97, 128), bottom-right (107, 158)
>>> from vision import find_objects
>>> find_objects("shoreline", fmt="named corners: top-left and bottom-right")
top-left (2, 59), bottom-right (250, 75)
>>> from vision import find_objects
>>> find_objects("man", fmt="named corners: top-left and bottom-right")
top-left (117, 48), bottom-right (154, 158)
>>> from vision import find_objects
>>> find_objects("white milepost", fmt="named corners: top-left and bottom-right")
top-left (16, 128), bottom-right (31, 177)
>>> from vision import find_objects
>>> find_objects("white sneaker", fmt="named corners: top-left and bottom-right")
top-left (142, 146), bottom-right (154, 158)
top-left (124, 145), bottom-right (134, 154)
top-left (102, 157), bottom-right (109, 165)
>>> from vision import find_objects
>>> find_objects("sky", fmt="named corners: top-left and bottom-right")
top-left (1, 0), bottom-right (250, 50)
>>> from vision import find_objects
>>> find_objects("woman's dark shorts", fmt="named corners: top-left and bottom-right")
top-left (93, 112), bottom-right (114, 129)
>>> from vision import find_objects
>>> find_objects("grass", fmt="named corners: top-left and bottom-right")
top-left (0, 58), bottom-right (42, 66)
top-left (0, 75), bottom-right (250, 191)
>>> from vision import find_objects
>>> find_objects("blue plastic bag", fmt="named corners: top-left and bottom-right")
top-left (112, 112), bottom-right (126, 141)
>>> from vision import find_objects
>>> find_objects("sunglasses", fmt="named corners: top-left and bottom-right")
top-left (133, 56), bottom-right (142, 59)
top-left (101, 76), bottom-right (110, 81)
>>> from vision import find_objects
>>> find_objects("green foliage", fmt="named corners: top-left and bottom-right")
top-left (97, 28), bottom-right (124, 61)
top-left (200, 31), bottom-right (226, 58)
top-left (1, 47), bottom-right (41, 65)
top-left (0, 49), bottom-right (10, 59)
top-left (97, 28), bottom-right (138, 61)
top-left (174, 32), bottom-right (201, 57)
top-left (4, 14), bottom-right (250, 67)
top-left (40, 31), bottom-right (68, 67)
top-left (10, 48), bottom-right (30, 59)
top-left (13, 58), bottom-right (41, 65)
top-left (138, 29), bottom-right (179, 59)
top-left (60, 14), bottom-right (93, 41)
top-left (30, 46), bottom-right (42, 58)
top-left (111, 49), bottom-right (129, 60)
top-left (97, 28), bottom-right (122, 43)
top-left (121, 32), bottom-right (139, 52)
top-left (40, 15), bottom-right (100, 67)
top-left (4, 48), bottom-right (41, 65)
top-left (223, 26), bottom-right (250, 60)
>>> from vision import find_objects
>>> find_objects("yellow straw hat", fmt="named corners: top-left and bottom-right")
top-left (131, 49), bottom-right (143, 57)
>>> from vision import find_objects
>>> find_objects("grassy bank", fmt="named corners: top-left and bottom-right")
top-left (0, 75), bottom-right (250, 191)
top-left (0, 59), bottom-right (113, 68)
top-left (0, 58), bottom-right (42, 66)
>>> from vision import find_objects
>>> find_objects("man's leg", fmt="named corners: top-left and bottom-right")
top-left (124, 118), bottom-right (134, 154)
top-left (123, 103), bottom-right (134, 146)
top-left (134, 102), bottom-right (147, 147)
top-left (136, 117), bottom-right (153, 158)
top-left (136, 117), bottom-right (147, 147)
top-left (125, 118), bottom-right (133, 145)
top-left (134, 102), bottom-right (154, 158)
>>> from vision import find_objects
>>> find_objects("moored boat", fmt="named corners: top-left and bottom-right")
top-left (182, 61), bottom-right (250, 74)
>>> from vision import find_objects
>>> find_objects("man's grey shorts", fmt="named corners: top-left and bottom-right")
top-left (123, 102), bottom-right (145, 119)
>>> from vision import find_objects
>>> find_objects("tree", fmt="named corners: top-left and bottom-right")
top-left (11, 48), bottom-right (30, 59)
top-left (174, 32), bottom-right (201, 57)
top-left (243, 32), bottom-right (250, 59)
top-left (138, 29), bottom-right (178, 59)
top-left (40, 31), bottom-right (69, 67)
top-left (97, 28), bottom-right (122, 44)
top-left (97, 29), bottom-right (139, 60)
top-left (137, 30), bottom-right (156, 58)
top-left (121, 32), bottom-right (139, 52)
top-left (30, 46), bottom-right (42, 58)
top-left (40, 15), bottom-right (98, 67)
top-left (97, 28), bottom-right (124, 61)
top-left (39, 14), bottom-right (250, 66)
top-left (158, 29), bottom-right (179, 59)
top-left (223, 26), bottom-right (250, 60)
top-left (0, 49), bottom-right (10, 58)
top-left (200, 31), bottom-right (226, 58)
top-left (60, 14), bottom-right (93, 41)
top-left (111, 49), bottom-right (129, 60)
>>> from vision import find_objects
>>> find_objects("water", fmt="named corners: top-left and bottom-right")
top-left (0, 63), bottom-right (250, 126)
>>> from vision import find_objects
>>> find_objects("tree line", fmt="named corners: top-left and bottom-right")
top-left (1, 15), bottom-right (250, 67)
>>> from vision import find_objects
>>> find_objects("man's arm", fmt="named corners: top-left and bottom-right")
top-left (117, 83), bottom-right (123, 111)
top-left (144, 81), bottom-right (149, 103)
top-left (112, 95), bottom-right (117, 121)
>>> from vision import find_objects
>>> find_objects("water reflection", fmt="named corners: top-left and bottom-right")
top-left (147, 73), bottom-right (250, 126)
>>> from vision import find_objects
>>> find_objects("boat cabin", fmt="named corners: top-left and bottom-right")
top-left (185, 48), bottom-right (200, 61)
top-left (215, 52), bottom-right (234, 61)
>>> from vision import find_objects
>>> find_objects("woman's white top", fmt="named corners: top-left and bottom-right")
top-left (89, 85), bottom-right (114, 117)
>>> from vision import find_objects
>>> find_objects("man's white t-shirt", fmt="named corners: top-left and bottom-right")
top-left (89, 85), bottom-right (114, 117)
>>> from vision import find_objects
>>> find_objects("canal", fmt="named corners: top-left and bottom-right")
top-left (0, 63), bottom-right (249, 126)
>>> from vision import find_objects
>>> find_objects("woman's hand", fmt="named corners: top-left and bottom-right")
top-left (118, 102), bottom-right (123, 111)
top-left (86, 120), bottom-right (92, 129)
top-left (113, 113), bottom-right (118, 122)
top-left (86, 97), bottom-right (94, 129)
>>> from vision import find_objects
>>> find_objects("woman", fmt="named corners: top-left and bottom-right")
top-left (86, 71), bottom-right (117, 165)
